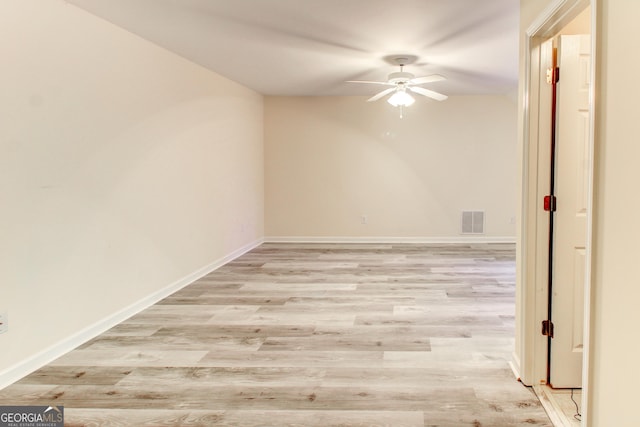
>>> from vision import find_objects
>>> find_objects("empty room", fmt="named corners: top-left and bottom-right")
top-left (1, 1), bottom-right (639, 426)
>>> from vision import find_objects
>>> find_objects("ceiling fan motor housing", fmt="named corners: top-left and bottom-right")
top-left (388, 71), bottom-right (414, 84)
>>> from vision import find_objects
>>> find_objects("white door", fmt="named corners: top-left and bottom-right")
top-left (550, 34), bottom-right (591, 388)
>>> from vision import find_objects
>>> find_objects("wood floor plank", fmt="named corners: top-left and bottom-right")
top-left (14, 367), bottom-right (133, 386)
top-left (258, 336), bottom-right (430, 352)
top-left (64, 408), bottom-right (425, 427)
top-left (151, 324), bottom-right (316, 339)
top-left (197, 350), bottom-right (385, 368)
top-left (79, 335), bottom-right (266, 352)
top-left (49, 350), bottom-right (209, 367)
top-left (0, 243), bottom-right (552, 426)
top-left (19, 384), bottom-right (483, 411)
top-left (157, 296), bottom-right (290, 306)
top-left (0, 384), bottom-right (60, 403)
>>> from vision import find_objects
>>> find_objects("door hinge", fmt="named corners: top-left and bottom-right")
top-left (543, 195), bottom-right (557, 212)
top-left (542, 320), bottom-right (554, 338)
top-left (546, 67), bottom-right (560, 84)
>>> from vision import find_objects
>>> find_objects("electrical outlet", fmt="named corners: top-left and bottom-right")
top-left (0, 311), bottom-right (7, 334)
top-left (361, 215), bottom-right (368, 225)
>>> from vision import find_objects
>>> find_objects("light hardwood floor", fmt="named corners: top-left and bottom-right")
top-left (0, 243), bottom-right (552, 426)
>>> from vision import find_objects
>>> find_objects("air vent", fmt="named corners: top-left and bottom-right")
top-left (461, 211), bottom-right (485, 234)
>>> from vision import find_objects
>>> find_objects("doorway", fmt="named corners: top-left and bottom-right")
top-left (516, 0), bottom-right (594, 424)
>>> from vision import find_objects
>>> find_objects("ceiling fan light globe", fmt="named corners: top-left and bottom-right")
top-left (388, 90), bottom-right (415, 107)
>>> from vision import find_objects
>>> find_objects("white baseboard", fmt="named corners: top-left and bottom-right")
top-left (0, 238), bottom-right (264, 390)
top-left (265, 236), bottom-right (516, 244)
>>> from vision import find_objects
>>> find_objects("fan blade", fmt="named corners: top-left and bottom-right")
top-left (346, 80), bottom-right (394, 86)
top-left (409, 86), bottom-right (448, 101)
top-left (409, 74), bottom-right (446, 85)
top-left (367, 87), bottom-right (396, 102)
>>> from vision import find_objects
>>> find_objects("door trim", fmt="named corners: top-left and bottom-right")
top-left (516, 0), bottom-right (595, 424)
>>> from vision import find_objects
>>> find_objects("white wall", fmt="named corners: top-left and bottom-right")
top-left (0, 0), bottom-right (263, 382)
top-left (265, 95), bottom-right (517, 240)
top-left (518, 1), bottom-right (640, 425)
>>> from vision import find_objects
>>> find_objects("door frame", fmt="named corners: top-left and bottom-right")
top-left (515, 0), bottom-right (596, 423)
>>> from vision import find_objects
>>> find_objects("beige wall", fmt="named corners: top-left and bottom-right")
top-left (265, 95), bottom-right (517, 240)
top-left (0, 0), bottom-right (263, 379)
top-left (590, 1), bottom-right (640, 425)
top-left (519, 0), bottom-right (640, 425)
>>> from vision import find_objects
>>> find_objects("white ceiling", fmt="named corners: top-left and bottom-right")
top-left (67, 0), bottom-right (520, 97)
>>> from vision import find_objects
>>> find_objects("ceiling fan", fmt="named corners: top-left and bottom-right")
top-left (347, 56), bottom-right (448, 106)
